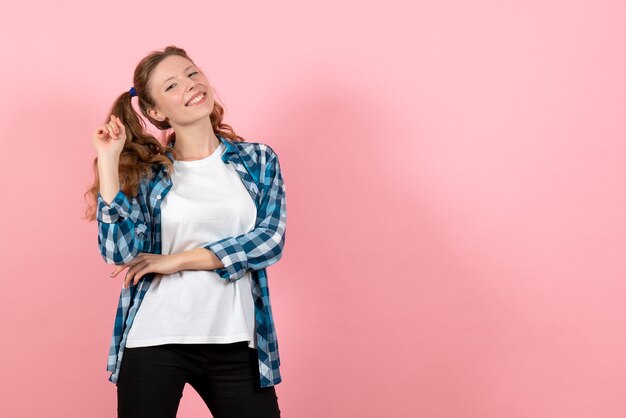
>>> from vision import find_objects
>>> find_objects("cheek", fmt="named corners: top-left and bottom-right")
top-left (168, 96), bottom-right (185, 110)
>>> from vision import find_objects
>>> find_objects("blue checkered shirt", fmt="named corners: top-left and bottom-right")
top-left (96, 134), bottom-right (286, 387)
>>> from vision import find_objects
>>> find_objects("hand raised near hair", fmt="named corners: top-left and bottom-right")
top-left (92, 114), bottom-right (128, 159)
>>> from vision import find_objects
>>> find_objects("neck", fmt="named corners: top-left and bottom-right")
top-left (169, 117), bottom-right (220, 161)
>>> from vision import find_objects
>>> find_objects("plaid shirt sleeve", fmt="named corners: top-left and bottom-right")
top-left (97, 189), bottom-right (148, 265)
top-left (204, 147), bottom-right (287, 283)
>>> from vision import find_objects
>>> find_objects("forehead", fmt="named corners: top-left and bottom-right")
top-left (152, 55), bottom-right (196, 84)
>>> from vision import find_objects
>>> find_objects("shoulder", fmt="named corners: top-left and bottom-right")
top-left (226, 139), bottom-right (284, 188)
top-left (223, 137), bottom-right (280, 173)
top-left (232, 139), bottom-right (278, 161)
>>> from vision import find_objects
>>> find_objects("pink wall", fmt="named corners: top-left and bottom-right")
top-left (1, 0), bottom-right (625, 417)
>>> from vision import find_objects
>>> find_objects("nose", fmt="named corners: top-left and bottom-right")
top-left (187, 80), bottom-right (200, 91)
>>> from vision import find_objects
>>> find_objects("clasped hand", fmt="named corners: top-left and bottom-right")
top-left (110, 253), bottom-right (180, 288)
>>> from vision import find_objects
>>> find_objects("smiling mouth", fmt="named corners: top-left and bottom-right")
top-left (186, 92), bottom-right (207, 106)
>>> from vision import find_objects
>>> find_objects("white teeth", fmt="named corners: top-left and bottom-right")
top-left (187, 93), bottom-right (206, 106)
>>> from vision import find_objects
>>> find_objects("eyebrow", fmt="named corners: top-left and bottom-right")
top-left (162, 65), bottom-right (196, 86)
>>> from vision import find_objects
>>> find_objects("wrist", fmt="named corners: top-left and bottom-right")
top-left (97, 153), bottom-right (120, 165)
top-left (173, 251), bottom-right (188, 271)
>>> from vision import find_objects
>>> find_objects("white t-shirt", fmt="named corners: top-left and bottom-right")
top-left (125, 141), bottom-right (258, 349)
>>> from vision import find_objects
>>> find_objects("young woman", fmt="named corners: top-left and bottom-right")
top-left (84, 45), bottom-right (286, 418)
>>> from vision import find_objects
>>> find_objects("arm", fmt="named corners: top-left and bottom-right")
top-left (97, 188), bottom-right (148, 265)
top-left (175, 247), bottom-right (225, 271)
top-left (203, 147), bottom-right (287, 283)
top-left (94, 122), bottom-right (148, 265)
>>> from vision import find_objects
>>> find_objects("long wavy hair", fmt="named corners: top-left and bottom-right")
top-left (83, 45), bottom-right (245, 221)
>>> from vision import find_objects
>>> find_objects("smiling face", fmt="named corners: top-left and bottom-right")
top-left (146, 54), bottom-right (215, 127)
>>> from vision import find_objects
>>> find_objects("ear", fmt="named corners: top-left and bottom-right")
top-left (148, 107), bottom-right (166, 122)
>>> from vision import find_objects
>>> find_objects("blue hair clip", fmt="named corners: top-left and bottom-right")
top-left (129, 86), bottom-right (137, 97)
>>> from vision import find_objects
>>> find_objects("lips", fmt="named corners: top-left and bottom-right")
top-left (185, 92), bottom-right (206, 106)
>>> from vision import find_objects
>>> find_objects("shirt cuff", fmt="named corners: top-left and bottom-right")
top-left (203, 236), bottom-right (249, 282)
top-left (97, 190), bottom-right (132, 224)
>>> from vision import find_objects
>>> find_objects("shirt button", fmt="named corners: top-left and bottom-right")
top-left (157, 194), bottom-right (162, 200)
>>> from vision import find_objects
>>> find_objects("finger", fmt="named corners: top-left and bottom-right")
top-left (124, 270), bottom-right (133, 288)
top-left (133, 266), bottom-right (153, 286)
top-left (125, 261), bottom-right (149, 288)
top-left (111, 264), bottom-right (128, 278)
top-left (120, 254), bottom-right (148, 287)
top-left (108, 123), bottom-right (118, 140)
top-left (99, 126), bottom-right (109, 140)
top-left (113, 115), bottom-right (124, 130)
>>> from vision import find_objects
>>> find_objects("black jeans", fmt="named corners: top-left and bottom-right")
top-left (117, 341), bottom-right (281, 418)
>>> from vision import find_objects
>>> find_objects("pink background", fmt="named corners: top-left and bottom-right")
top-left (1, 1), bottom-right (625, 417)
